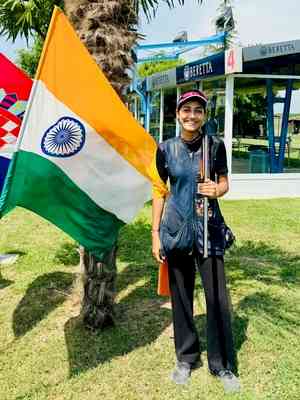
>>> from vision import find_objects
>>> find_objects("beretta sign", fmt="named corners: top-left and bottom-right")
top-left (176, 52), bottom-right (225, 84)
top-left (146, 68), bottom-right (177, 91)
top-left (243, 39), bottom-right (300, 62)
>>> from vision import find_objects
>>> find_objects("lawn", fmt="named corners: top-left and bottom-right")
top-left (0, 199), bottom-right (299, 400)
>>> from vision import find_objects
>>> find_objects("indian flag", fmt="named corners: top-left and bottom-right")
top-left (0, 7), bottom-right (166, 260)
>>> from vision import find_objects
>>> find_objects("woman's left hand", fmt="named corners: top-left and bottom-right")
top-left (199, 179), bottom-right (219, 199)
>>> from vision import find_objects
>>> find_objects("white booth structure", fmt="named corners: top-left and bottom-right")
top-left (130, 39), bottom-right (300, 199)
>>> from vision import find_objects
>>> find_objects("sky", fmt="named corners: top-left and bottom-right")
top-left (1, 0), bottom-right (300, 61)
top-left (139, 0), bottom-right (300, 46)
top-left (0, 35), bottom-right (31, 61)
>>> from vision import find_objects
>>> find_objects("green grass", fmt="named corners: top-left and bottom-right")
top-left (0, 200), bottom-right (299, 400)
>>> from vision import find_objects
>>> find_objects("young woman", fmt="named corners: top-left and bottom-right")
top-left (151, 90), bottom-right (240, 393)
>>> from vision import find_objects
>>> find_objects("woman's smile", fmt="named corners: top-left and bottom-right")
top-left (177, 100), bottom-right (206, 137)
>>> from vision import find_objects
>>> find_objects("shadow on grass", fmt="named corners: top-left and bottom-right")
top-left (64, 262), bottom-right (171, 377)
top-left (0, 275), bottom-right (14, 289)
top-left (193, 290), bottom-right (298, 374)
top-left (226, 240), bottom-right (300, 287)
top-left (237, 291), bottom-right (299, 334)
top-left (12, 215), bottom-right (298, 377)
top-left (64, 218), bottom-right (172, 377)
top-left (54, 242), bottom-right (80, 266)
top-left (193, 312), bottom-right (248, 375)
top-left (13, 271), bottom-right (75, 337)
top-left (0, 250), bottom-right (26, 256)
top-left (64, 276), bottom-right (249, 378)
top-left (0, 250), bottom-right (27, 289)
top-left (63, 219), bottom-right (250, 377)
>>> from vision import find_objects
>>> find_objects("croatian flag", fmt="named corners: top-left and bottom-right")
top-left (0, 53), bottom-right (32, 193)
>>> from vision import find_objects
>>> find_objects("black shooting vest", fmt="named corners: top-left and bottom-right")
top-left (159, 136), bottom-right (226, 256)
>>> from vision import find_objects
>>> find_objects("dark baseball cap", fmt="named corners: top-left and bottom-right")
top-left (177, 90), bottom-right (208, 110)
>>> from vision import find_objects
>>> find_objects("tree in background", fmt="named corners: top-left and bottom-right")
top-left (0, 0), bottom-right (203, 330)
top-left (215, 0), bottom-right (237, 50)
top-left (138, 58), bottom-right (184, 77)
top-left (234, 94), bottom-right (266, 138)
top-left (0, 0), bottom-right (63, 76)
top-left (0, 0), bottom-right (63, 40)
top-left (16, 36), bottom-right (43, 77)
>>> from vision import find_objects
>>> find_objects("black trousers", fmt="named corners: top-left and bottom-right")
top-left (167, 251), bottom-right (235, 373)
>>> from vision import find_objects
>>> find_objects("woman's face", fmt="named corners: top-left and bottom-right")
top-left (176, 100), bottom-right (206, 134)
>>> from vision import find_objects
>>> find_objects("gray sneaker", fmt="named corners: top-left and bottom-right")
top-left (215, 369), bottom-right (241, 393)
top-left (170, 361), bottom-right (191, 385)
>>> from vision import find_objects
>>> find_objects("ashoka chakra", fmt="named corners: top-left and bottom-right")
top-left (41, 117), bottom-right (85, 158)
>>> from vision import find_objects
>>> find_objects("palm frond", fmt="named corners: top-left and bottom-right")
top-left (135, 0), bottom-right (203, 21)
top-left (0, 0), bottom-right (62, 41)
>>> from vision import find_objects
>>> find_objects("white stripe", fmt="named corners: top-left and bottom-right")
top-left (20, 81), bottom-right (150, 223)
top-left (0, 144), bottom-right (15, 159)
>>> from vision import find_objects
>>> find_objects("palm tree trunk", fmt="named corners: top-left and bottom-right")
top-left (64, 0), bottom-right (138, 330)
top-left (79, 246), bottom-right (117, 329)
top-left (64, 0), bottom-right (138, 95)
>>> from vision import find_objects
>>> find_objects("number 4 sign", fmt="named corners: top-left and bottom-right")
top-left (225, 47), bottom-right (243, 74)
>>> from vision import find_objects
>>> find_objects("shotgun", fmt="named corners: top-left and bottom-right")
top-left (197, 97), bottom-right (218, 258)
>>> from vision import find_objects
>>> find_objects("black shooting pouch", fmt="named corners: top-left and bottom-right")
top-left (207, 135), bottom-right (236, 251)
top-left (221, 222), bottom-right (236, 250)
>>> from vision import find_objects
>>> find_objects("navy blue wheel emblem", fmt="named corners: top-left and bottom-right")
top-left (41, 117), bottom-right (85, 158)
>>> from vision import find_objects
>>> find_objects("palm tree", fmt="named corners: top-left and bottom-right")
top-left (0, 0), bottom-right (203, 330)
top-left (215, 0), bottom-right (236, 50)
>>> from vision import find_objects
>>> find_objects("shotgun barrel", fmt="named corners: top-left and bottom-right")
top-left (202, 117), bottom-right (218, 257)
top-left (203, 132), bottom-right (209, 258)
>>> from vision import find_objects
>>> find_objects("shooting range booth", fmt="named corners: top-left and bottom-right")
top-left (129, 38), bottom-right (300, 199)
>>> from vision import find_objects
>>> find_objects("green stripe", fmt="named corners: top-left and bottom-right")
top-left (0, 151), bottom-right (124, 261)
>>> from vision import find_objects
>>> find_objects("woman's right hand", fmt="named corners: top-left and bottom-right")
top-left (152, 231), bottom-right (165, 263)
